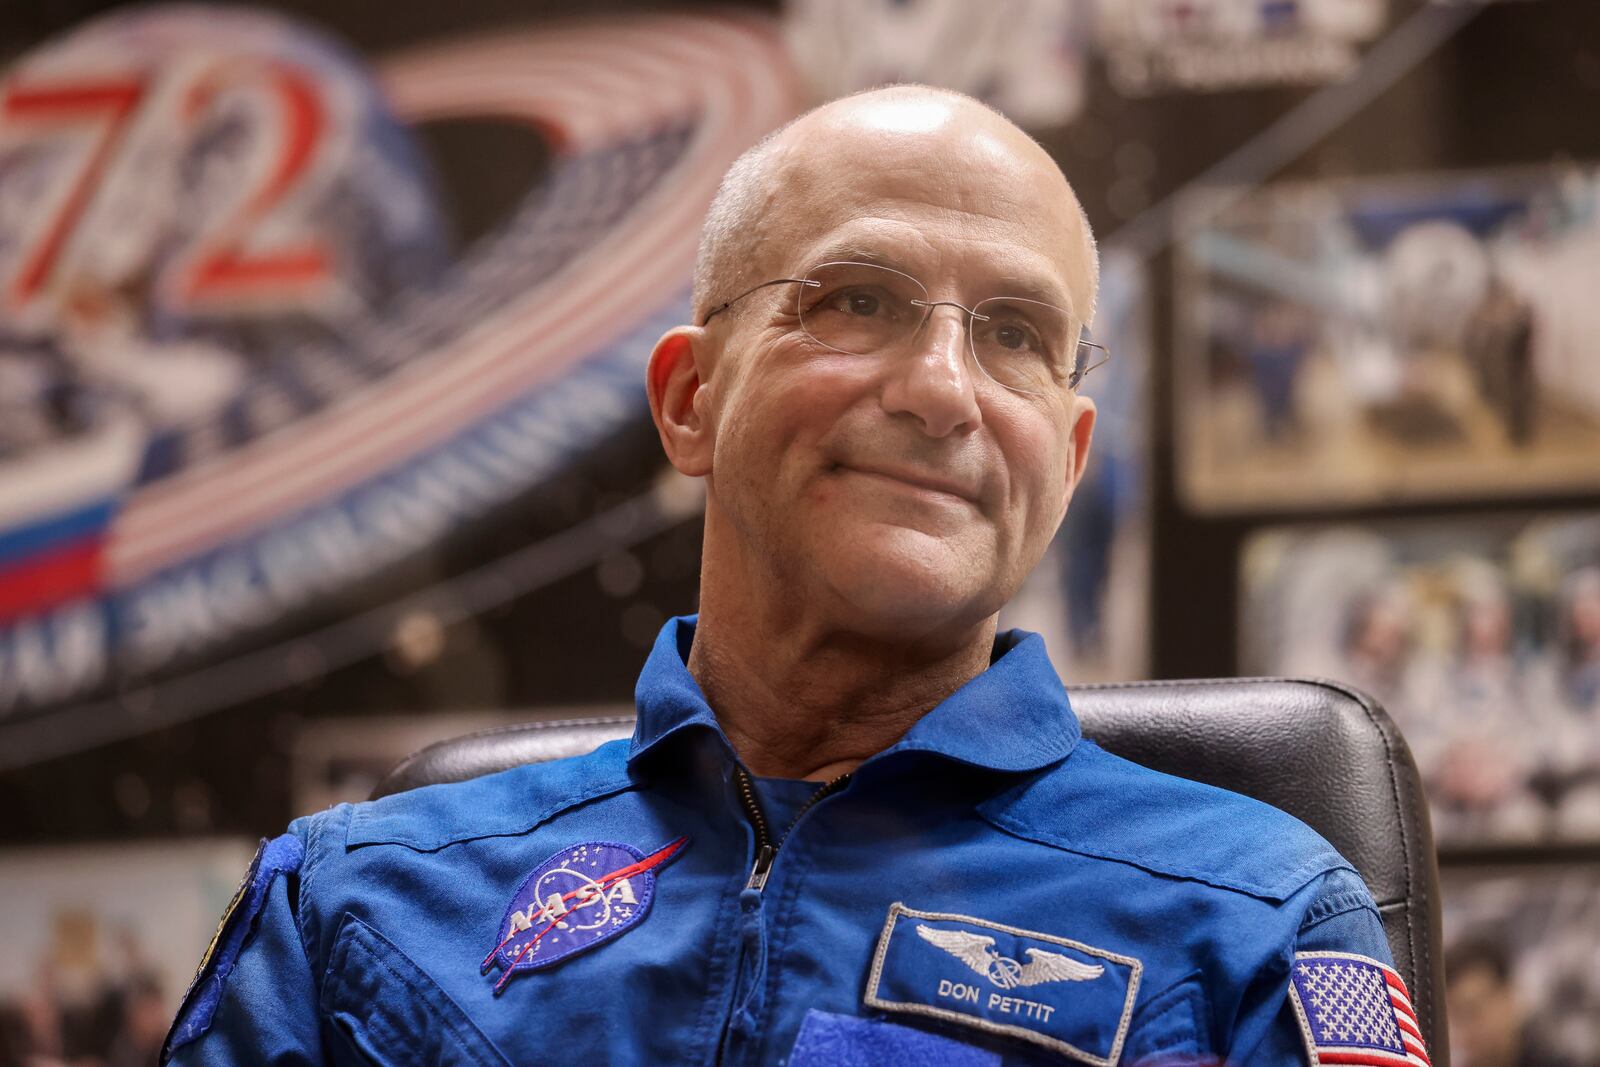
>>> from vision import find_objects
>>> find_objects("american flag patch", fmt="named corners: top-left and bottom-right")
top-left (1287, 951), bottom-right (1430, 1067)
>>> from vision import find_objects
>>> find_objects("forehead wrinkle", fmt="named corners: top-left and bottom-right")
top-left (759, 108), bottom-right (1095, 315)
top-left (797, 213), bottom-right (1084, 320)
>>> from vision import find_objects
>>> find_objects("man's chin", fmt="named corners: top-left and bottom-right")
top-left (813, 528), bottom-right (997, 635)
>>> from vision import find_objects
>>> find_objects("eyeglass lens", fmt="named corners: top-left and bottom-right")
top-left (796, 261), bottom-right (1088, 395)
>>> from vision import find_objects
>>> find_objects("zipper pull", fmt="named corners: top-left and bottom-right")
top-left (744, 844), bottom-right (774, 893)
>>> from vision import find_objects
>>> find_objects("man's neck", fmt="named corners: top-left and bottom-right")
top-left (686, 605), bottom-right (997, 781)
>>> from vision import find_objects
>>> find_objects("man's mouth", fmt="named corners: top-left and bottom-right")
top-left (832, 462), bottom-right (978, 504)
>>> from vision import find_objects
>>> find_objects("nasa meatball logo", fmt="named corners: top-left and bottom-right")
top-left (482, 836), bottom-right (688, 994)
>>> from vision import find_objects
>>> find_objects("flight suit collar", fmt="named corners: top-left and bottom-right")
top-left (629, 615), bottom-right (1080, 775)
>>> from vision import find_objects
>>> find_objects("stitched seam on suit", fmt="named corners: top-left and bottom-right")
top-left (296, 806), bottom-right (347, 997)
top-left (361, 1005), bottom-right (406, 1067)
top-left (349, 774), bottom-right (637, 852)
top-left (328, 917), bottom-right (507, 1067)
top-left (1074, 675), bottom-right (1432, 1036)
top-left (284, 867), bottom-right (318, 1009)
top-left (1298, 887), bottom-right (1382, 932)
top-left (690, 858), bottom-right (746, 1063)
top-left (359, 935), bottom-right (503, 1067)
top-left (1127, 975), bottom-right (1210, 1059)
top-left (426, 776), bottom-right (635, 850)
top-left (879, 738), bottom-right (1075, 772)
top-left (983, 807), bottom-right (1347, 902)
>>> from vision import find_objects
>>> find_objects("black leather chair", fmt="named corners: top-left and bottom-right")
top-left (374, 677), bottom-right (1448, 1064)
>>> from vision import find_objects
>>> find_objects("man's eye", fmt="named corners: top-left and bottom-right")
top-left (841, 291), bottom-right (880, 316)
top-left (814, 288), bottom-right (886, 317)
top-left (989, 320), bottom-right (1043, 353)
top-left (995, 323), bottom-right (1029, 350)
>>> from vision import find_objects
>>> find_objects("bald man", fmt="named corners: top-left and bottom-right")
top-left (164, 88), bottom-right (1421, 1067)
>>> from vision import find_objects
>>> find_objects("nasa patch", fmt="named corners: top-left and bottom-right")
top-left (481, 836), bottom-right (687, 994)
top-left (864, 903), bottom-right (1142, 1066)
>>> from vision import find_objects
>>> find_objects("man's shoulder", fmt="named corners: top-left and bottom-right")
top-left (977, 740), bottom-right (1353, 903)
top-left (294, 738), bottom-right (637, 856)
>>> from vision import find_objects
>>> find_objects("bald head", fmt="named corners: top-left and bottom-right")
top-left (692, 85), bottom-right (1098, 328)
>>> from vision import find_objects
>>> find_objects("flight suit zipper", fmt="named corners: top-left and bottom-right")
top-left (716, 765), bottom-right (852, 1065)
top-left (735, 764), bottom-right (852, 892)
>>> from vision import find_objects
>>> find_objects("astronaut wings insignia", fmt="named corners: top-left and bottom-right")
top-left (869, 905), bottom-right (1142, 1061)
top-left (916, 924), bottom-right (1104, 989)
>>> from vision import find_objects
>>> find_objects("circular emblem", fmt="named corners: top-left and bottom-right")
top-left (0, 7), bottom-right (799, 756)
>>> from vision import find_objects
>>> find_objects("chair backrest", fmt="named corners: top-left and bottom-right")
top-left (372, 677), bottom-right (1447, 1065)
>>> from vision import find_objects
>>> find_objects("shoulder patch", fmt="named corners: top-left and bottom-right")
top-left (161, 833), bottom-right (304, 1062)
top-left (977, 742), bottom-right (1349, 901)
top-left (1287, 951), bottom-right (1431, 1067)
top-left (346, 738), bottom-right (635, 852)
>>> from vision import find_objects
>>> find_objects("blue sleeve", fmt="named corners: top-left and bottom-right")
top-left (1289, 866), bottom-right (1395, 962)
top-left (163, 832), bottom-right (326, 1065)
top-left (1231, 867), bottom-right (1418, 1066)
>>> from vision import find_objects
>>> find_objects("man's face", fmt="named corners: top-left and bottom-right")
top-left (693, 97), bottom-right (1096, 639)
top-left (1447, 964), bottom-right (1523, 1067)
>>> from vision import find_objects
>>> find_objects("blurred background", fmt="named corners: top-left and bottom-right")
top-left (0, 1), bottom-right (1595, 1064)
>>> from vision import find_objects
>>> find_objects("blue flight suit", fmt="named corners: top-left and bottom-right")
top-left (164, 616), bottom-right (1416, 1066)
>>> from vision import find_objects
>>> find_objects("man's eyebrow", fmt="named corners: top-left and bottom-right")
top-left (795, 246), bottom-right (1079, 317)
top-left (991, 273), bottom-right (1077, 317)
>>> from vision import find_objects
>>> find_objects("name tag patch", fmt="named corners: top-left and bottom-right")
top-left (864, 903), bottom-right (1142, 1066)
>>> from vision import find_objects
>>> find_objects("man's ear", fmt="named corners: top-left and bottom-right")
top-left (1057, 394), bottom-right (1096, 521)
top-left (647, 325), bottom-right (714, 477)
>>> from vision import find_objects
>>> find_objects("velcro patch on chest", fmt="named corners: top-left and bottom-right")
top-left (864, 903), bottom-right (1142, 1066)
top-left (481, 836), bottom-right (687, 995)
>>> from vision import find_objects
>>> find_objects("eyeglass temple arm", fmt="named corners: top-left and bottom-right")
top-left (1070, 340), bottom-right (1111, 389)
top-left (699, 278), bottom-right (816, 326)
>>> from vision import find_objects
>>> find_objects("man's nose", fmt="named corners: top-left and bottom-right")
top-left (879, 304), bottom-right (982, 438)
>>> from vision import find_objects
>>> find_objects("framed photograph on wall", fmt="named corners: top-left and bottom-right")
top-left (1241, 513), bottom-right (1600, 849)
top-left (1177, 165), bottom-right (1600, 511)
top-left (1442, 865), bottom-right (1600, 1067)
top-left (0, 838), bottom-right (257, 1064)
